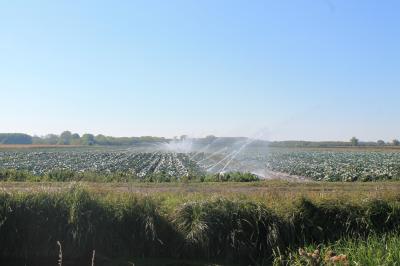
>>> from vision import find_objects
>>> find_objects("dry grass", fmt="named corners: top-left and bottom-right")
top-left (1, 180), bottom-right (399, 213)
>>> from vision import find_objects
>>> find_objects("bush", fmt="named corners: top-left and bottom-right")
top-left (203, 172), bottom-right (260, 182)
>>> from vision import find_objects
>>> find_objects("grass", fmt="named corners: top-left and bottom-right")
top-left (275, 233), bottom-right (400, 265)
top-left (0, 182), bottom-right (399, 265)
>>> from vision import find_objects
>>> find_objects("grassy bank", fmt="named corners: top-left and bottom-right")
top-left (0, 184), bottom-right (399, 265)
top-left (275, 233), bottom-right (400, 265)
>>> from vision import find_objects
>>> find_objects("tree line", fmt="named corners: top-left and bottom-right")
top-left (1, 132), bottom-right (399, 147)
top-left (269, 137), bottom-right (400, 148)
top-left (0, 132), bottom-right (166, 145)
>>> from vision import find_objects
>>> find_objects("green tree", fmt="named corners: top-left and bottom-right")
top-left (32, 135), bottom-right (44, 144)
top-left (350, 137), bottom-right (359, 146)
top-left (393, 139), bottom-right (400, 146)
top-left (0, 133), bottom-right (32, 144)
top-left (43, 134), bottom-right (59, 145)
top-left (95, 134), bottom-right (109, 145)
top-left (71, 133), bottom-right (81, 145)
top-left (377, 140), bottom-right (385, 146)
top-left (58, 131), bottom-right (72, 145)
top-left (81, 134), bottom-right (95, 145)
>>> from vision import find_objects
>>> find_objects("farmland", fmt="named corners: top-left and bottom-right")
top-left (1, 145), bottom-right (400, 265)
top-left (1, 145), bottom-right (400, 182)
top-left (0, 150), bottom-right (201, 177)
top-left (264, 149), bottom-right (400, 181)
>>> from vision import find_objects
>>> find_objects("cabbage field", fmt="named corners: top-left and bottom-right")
top-left (0, 150), bottom-right (202, 178)
top-left (192, 148), bottom-right (400, 181)
top-left (1, 147), bottom-right (400, 181)
top-left (265, 150), bottom-right (400, 181)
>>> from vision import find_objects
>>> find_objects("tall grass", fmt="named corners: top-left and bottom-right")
top-left (275, 233), bottom-right (400, 265)
top-left (174, 199), bottom-right (283, 264)
top-left (0, 185), bottom-right (399, 264)
top-left (289, 198), bottom-right (400, 245)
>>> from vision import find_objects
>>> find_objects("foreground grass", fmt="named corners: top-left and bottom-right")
top-left (275, 233), bottom-right (400, 266)
top-left (0, 182), bottom-right (400, 265)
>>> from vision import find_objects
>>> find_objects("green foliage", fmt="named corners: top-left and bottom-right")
top-left (275, 233), bottom-right (400, 266)
top-left (0, 190), bottom-right (399, 264)
top-left (174, 199), bottom-right (282, 264)
top-left (267, 140), bottom-right (384, 148)
top-left (58, 131), bottom-right (72, 145)
top-left (0, 169), bottom-right (260, 183)
top-left (92, 134), bottom-right (166, 146)
top-left (289, 198), bottom-right (400, 246)
top-left (203, 172), bottom-right (260, 182)
top-left (377, 139), bottom-right (385, 146)
top-left (266, 150), bottom-right (400, 181)
top-left (41, 134), bottom-right (59, 144)
top-left (0, 186), bottom-right (174, 260)
top-left (13, 131), bottom-right (166, 146)
top-left (350, 137), bottom-right (359, 146)
top-left (0, 133), bottom-right (32, 144)
top-left (80, 133), bottom-right (95, 145)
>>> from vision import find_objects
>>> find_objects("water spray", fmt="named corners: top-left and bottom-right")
top-left (196, 147), bottom-right (228, 164)
top-left (220, 138), bottom-right (255, 172)
top-left (206, 149), bottom-right (238, 172)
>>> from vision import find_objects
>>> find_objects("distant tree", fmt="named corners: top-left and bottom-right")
top-left (393, 139), bottom-right (400, 146)
top-left (43, 134), bottom-right (59, 145)
top-left (58, 131), bottom-right (72, 145)
top-left (180, 135), bottom-right (188, 140)
top-left (377, 140), bottom-right (385, 146)
top-left (32, 135), bottom-right (44, 144)
top-left (204, 135), bottom-right (217, 144)
top-left (71, 133), bottom-right (81, 145)
top-left (0, 133), bottom-right (32, 144)
top-left (350, 137), bottom-right (359, 146)
top-left (95, 134), bottom-right (109, 145)
top-left (81, 134), bottom-right (95, 145)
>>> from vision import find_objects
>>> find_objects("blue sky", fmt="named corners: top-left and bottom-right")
top-left (1, 0), bottom-right (399, 141)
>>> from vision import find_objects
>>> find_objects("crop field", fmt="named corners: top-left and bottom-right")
top-left (1, 145), bottom-right (400, 265)
top-left (0, 149), bottom-right (202, 177)
top-left (191, 147), bottom-right (400, 181)
top-left (264, 149), bottom-right (400, 181)
top-left (1, 145), bottom-right (400, 182)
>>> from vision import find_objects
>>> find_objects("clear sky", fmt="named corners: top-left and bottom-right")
top-left (1, 0), bottom-right (399, 141)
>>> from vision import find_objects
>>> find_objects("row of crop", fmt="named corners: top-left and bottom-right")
top-left (0, 187), bottom-right (399, 265)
